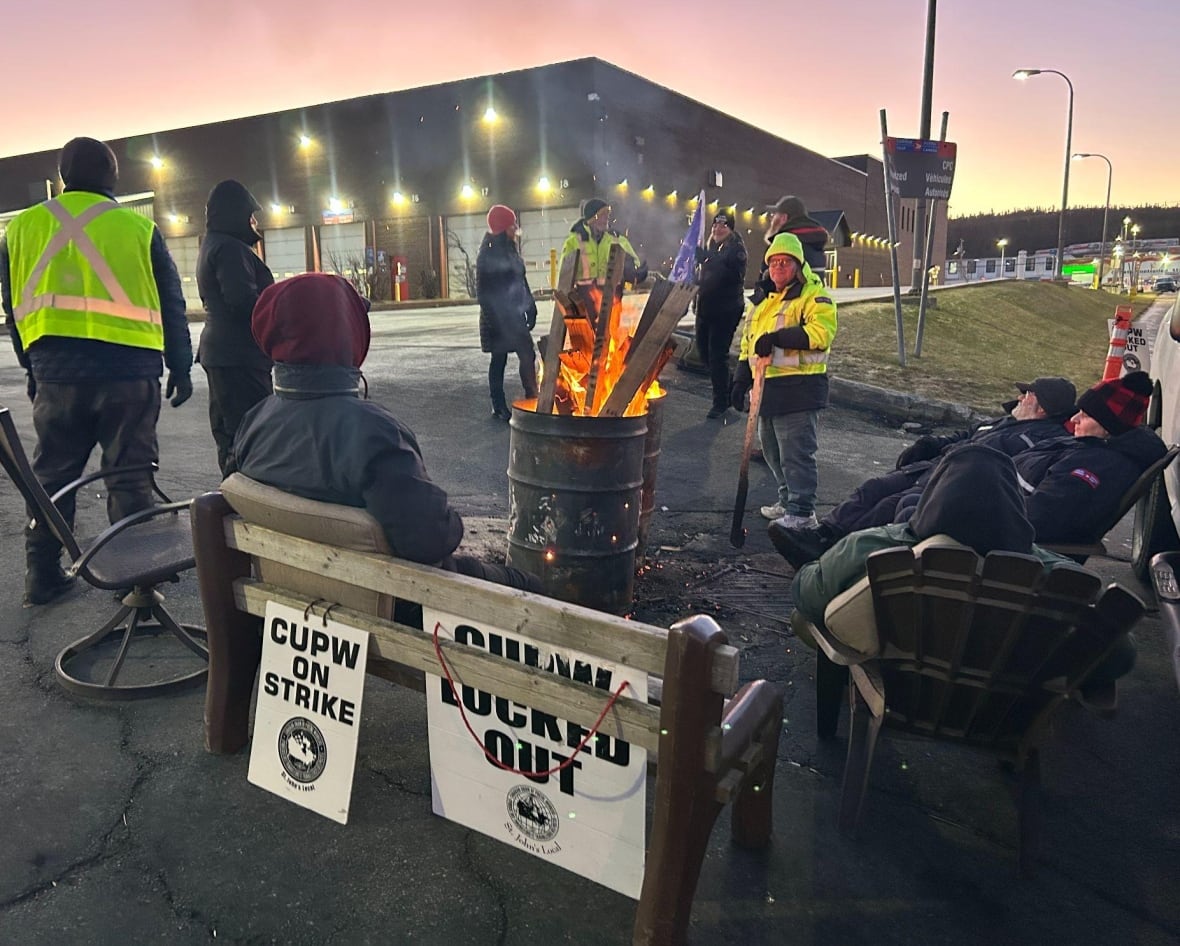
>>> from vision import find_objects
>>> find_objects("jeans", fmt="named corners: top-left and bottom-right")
top-left (758, 410), bottom-right (820, 516)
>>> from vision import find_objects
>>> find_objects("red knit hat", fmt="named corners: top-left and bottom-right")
top-left (1075, 370), bottom-right (1152, 436)
top-left (486, 204), bottom-right (517, 235)
top-left (251, 273), bottom-right (370, 367)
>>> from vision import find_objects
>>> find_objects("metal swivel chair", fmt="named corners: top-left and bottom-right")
top-left (0, 407), bottom-right (207, 698)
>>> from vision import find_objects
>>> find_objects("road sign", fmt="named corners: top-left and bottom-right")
top-left (884, 137), bottom-right (958, 199)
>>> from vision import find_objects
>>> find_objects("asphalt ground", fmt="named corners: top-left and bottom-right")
top-left (2, 304), bottom-right (1179, 946)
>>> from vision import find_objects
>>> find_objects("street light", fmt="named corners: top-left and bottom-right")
top-left (1073, 152), bottom-right (1112, 289)
top-left (997, 238), bottom-right (1008, 279)
top-left (1013, 68), bottom-right (1074, 280)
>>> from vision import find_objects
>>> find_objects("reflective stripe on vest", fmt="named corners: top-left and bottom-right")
top-left (771, 296), bottom-right (829, 369)
top-left (10, 197), bottom-right (163, 349)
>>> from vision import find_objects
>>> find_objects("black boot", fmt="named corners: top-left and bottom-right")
top-left (24, 560), bottom-right (75, 607)
top-left (490, 392), bottom-right (511, 421)
top-left (768, 521), bottom-right (840, 570)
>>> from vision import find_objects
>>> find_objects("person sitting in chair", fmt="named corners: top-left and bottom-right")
top-left (227, 272), bottom-right (541, 594)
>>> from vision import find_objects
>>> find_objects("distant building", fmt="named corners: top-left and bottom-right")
top-left (0, 59), bottom-right (945, 305)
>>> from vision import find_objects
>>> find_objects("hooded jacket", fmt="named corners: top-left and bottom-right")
top-left (751, 214), bottom-right (829, 303)
top-left (792, 444), bottom-right (1068, 629)
top-left (196, 180), bottom-right (274, 368)
top-left (1013, 425), bottom-right (1167, 543)
top-left (477, 231), bottom-right (536, 354)
top-left (558, 218), bottom-right (643, 283)
top-left (229, 274), bottom-right (464, 565)
top-left (695, 229), bottom-right (748, 320)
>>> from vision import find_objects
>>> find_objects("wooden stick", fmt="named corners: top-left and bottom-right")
top-left (585, 245), bottom-right (627, 415)
top-left (536, 251), bottom-right (580, 413)
top-left (730, 358), bottom-right (768, 548)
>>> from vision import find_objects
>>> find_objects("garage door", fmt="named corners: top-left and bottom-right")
top-left (167, 235), bottom-right (203, 312)
top-left (444, 213), bottom-right (487, 299)
top-left (319, 223), bottom-right (366, 280)
top-left (263, 227), bottom-right (308, 280)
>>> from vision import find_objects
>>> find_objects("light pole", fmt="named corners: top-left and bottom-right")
top-left (1072, 152), bottom-right (1112, 289)
top-left (997, 238), bottom-right (1008, 279)
top-left (1013, 68), bottom-right (1074, 280)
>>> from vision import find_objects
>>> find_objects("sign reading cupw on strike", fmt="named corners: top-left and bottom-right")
top-left (885, 137), bottom-right (958, 200)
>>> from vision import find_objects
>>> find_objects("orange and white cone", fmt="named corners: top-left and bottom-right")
top-left (1103, 305), bottom-right (1134, 380)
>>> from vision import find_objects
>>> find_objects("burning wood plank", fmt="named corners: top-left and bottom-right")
top-left (536, 251), bottom-right (580, 414)
top-left (584, 245), bottom-right (628, 417)
top-left (598, 282), bottom-right (696, 417)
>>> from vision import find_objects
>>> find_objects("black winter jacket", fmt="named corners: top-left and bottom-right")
top-left (477, 232), bottom-right (536, 354)
top-left (751, 217), bottom-right (829, 303)
top-left (695, 231), bottom-right (747, 321)
top-left (1014, 426), bottom-right (1167, 543)
top-left (897, 415), bottom-right (1069, 467)
top-left (229, 363), bottom-right (465, 566)
top-left (196, 181), bottom-right (274, 368)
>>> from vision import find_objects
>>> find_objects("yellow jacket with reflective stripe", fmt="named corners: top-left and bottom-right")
top-left (6, 192), bottom-right (163, 352)
top-left (738, 276), bottom-right (837, 378)
top-left (559, 224), bottom-right (641, 281)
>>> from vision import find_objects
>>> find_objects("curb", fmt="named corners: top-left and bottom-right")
top-left (828, 376), bottom-right (983, 428)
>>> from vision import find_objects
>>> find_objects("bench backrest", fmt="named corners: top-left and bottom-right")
top-left (857, 541), bottom-right (1143, 753)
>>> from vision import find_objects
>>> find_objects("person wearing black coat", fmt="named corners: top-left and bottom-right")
top-left (694, 211), bottom-right (748, 418)
top-left (751, 195), bottom-right (829, 303)
top-left (196, 179), bottom-right (275, 474)
top-left (477, 205), bottom-right (537, 421)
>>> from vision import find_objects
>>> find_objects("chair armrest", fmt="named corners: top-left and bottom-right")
top-left (50, 463), bottom-right (170, 504)
top-left (796, 611), bottom-right (874, 667)
top-left (67, 500), bottom-right (192, 575)
top-left (849, 663), bottom-right (886, 718)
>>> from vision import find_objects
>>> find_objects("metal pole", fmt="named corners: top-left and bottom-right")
top-left (1056, 73), bottom-right (1075, 280)
top-left (881, 109), bottom-right (906, 367)
top-left (908, 0), bottom-right (938, 295)
top-left (1075, 153), bottom-right (1113, 290)
top-left (914, 110), bottom-right (949, 357)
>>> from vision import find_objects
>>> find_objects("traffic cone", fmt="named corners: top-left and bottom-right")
top-left (1102, 304), bottom-right (1134, 380)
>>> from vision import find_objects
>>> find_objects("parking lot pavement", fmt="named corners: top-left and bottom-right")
top-left (1, 313), bottom-right (1179, 945)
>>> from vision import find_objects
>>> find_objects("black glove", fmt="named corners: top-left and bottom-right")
top-left (730, 379), bottom-right (751, 412)
top-left (526, 301), bottom-right (537, 331)
top-left (693, 245), bottom-right (707, 264)
top-left (166, 371), bottom-right (193, 408)
top-left (754, 333), bottom-right (777, 358)
top-left (633, 261), bottom-right (649, 285)
top-left (25, 373), bottom-right (36, 403)
top-left (896, 435), bottom-right (940, 468)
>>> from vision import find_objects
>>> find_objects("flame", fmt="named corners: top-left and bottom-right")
top-left (532, 285), bottom-right (671, 418)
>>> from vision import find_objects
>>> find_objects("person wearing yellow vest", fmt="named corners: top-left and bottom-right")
top-left (731, 231), bottom-right (838, 531)
top-left (558, 198), bottom-right (647, 286)
top-left (0, 137), bottom-right (193, 606)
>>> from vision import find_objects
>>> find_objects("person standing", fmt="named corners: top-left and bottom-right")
top-left (694, 210), bottom-right (748, 419)
top-left (752, 195), bottom-right (829, 302)
top-left (477, 205), bottom-right (538, 421)
top-left (0, 136), bottom-right (193, 605)
top-left (196, 179), bottom-right (274, 474)
top-left (730, 232), bottom-right (837, 529)
top-left (559, 198), bottom-right (647, 286)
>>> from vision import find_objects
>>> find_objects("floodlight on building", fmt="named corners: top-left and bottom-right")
top-left (391, 192), bottom-right (406, 206)
top-left (665, 189), bottom-right (677, 204)
top-left (483, 106), bottom-right (498, 124)
top-left (460, 183), bottom-right (475, 200)
top-left (270, 203), bottom-right (293, 215)
top-left (537, 176), bottom-right (551, 193)
top-left (166, 213), bottom-right (188, 224)
top-left (641, 185), bottom-right (655, 200)
top-left (150, 155), bottom-right (164, 170)
top-left (299, 134), bottom-right (312, 149)
top-left (328, 197), bottom-right (342, 212)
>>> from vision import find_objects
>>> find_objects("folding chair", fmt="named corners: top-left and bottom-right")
top-left (0, 407), bottom-right (207, 698)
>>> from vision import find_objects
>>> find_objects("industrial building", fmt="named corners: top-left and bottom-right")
top-left (0, 58), bottom-right (946, 309)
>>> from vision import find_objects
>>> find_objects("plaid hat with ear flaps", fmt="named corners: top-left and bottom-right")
top-left (1075, 370), bottom-right (1152, 436)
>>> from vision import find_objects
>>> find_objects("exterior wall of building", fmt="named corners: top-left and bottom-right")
top-left (0, 58), bottom-right (944, 298)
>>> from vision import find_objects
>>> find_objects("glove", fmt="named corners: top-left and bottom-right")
top-left (25, 373), bottom-right (36, 403)
top-left (754, 333), bottom-right (777, 358)
top-left (896, 435), bottom-right (940, 468)
top-left (730, 379), bottom-right (751, 413)
top-left (166, 371), bottom-right (193, 408)
top-left (525, 301), bottom-right (537, 331)
top-left (633, 261), bottom-right (649, 285)
top-left (693, 245), bottom-right (707, 264)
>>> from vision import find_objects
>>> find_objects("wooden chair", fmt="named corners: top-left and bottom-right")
top-left (800, 537), bottom-right (1145, 873)
top-left (1044, 443), bottom-right (1180, 561)
top-left (0, 407), bottom-right (207, 698)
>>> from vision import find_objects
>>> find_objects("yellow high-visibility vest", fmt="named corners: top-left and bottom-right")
top-left (6, 191), bottom-right (163, 351)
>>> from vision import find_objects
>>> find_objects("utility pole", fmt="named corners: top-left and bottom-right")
top-left (908, 0), bottom-right (937, 295)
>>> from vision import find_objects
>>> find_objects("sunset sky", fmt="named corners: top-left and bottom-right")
top-left (3, 0), bottom-right (1176, 217)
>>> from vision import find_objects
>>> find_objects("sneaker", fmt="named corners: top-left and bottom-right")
top-left (760, 502), bottom-right (787, 520)
top-left (773, 512), bottom-right (819, 530)
top-left (768, 521), bottom-right (837, 569)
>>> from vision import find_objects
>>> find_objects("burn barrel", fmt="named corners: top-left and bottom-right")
top-left (635, 390), bottom-right (666, 563)
top-left (506, 407), bottom-right (647, 614)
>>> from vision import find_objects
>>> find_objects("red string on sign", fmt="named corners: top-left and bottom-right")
top-left (431, 621), bottom-right (630, 777)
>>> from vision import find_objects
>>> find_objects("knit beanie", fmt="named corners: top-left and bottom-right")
top-left (59, 137), bottom-right (118, 194)
top-left (712, 210), bottom-right (736, 230)
top-left (486, 204), bottom-right (517, 235)
top-left (252, 273), bottom-right (371, 368)
top-left (1075, 370), bottom-right (1152, 436)
top-left (581, 197), bottom-right (609, 221)
top-left (764, 231), bottom-right (805, 265)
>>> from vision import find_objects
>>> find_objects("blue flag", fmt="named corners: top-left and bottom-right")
top-left (668, 191), bottom-right (706, 283)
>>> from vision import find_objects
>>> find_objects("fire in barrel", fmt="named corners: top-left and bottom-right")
top-left (507, 245), bottom-right (696, 613)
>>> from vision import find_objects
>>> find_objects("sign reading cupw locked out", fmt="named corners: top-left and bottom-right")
top-left (425, 608), bottom-right (649, 899)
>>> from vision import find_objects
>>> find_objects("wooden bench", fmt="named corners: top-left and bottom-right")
top-left (191, 478), bottom-right (784, 946)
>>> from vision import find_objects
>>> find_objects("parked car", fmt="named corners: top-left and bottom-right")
top-left (1154, 276), bottom-right (1177, 294)
top-left (1132, 294), bottom-right (1180, 576)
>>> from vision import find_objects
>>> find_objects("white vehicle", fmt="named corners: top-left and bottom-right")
top-left (1132, 294), bottom-right (1180, 576)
